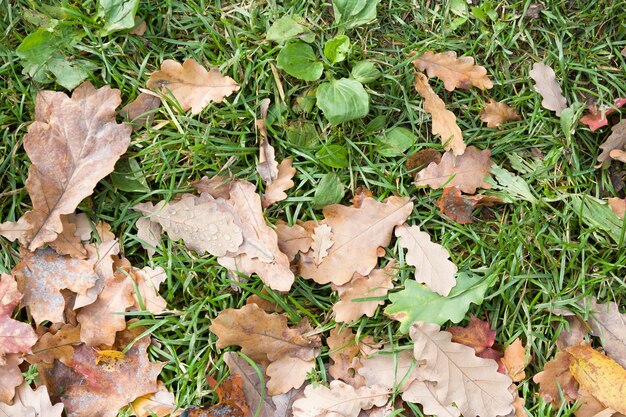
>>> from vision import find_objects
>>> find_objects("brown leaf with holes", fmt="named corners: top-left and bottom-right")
top-left (480, 100), bottom-right (521, 127)
top-left (414, 72), bottom-right (465, 155)
top-left (437, 187), bottom-right (501, 224)
top-left (413, 51), bottom-right (493, 91)
top-left (529, 63), bottom-right (567, 116)
top-left (263, 158), bottom-right (296, 208)
top-left (275, 220), bottom-right (314, 261)
top-left (532, 351), bottom-right (579, 406)
top-left (120, 92), bottom-right (161, 131)
top-left (502, 338), bottom-right (527, 382)
top-left (146, 58), bottom-right (239, 114)
top-left (0, 383), bottom-right (64, 417)
top-left (598, 120), bottom-right (626, 165)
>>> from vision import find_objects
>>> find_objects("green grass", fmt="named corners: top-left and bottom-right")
top-left (1, 0), bottom-right (625, 415)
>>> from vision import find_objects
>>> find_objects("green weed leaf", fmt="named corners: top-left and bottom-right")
top-left (333, 0), bottom-right (381, 28)
top-left (97, 0), bottom-right (140, 35)
top-left (276, 40), bottom-right (323, 81)
top-left (316, 145), bottom-right (349, 169)
top-left (266, 15), bottom-right (314, 44)
top-left (324, 35), bottom-right (350, 65)
top-left (316, 78), bottom-right (369, 124)
top-left (376, 127), bottom-right (415, 157)
top-left (312, 173), bottom-right (345, 208)
top-left (350, 60), bottom-right (381, 84)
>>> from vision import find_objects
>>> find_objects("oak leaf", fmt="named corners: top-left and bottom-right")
top-left (263, 158), bottom-right (296, 208)
top-left (580, 99), bottom-right (626, 132)
top-left (0, 383), bottom-right (64, 417)
top-left (529, 63), bottom-right (567, 116)
top-left (410, 322), bottom-right (514, 417)
top-left (447, 314), bottom-right (496, 354)
top-left (327, 327), bottom-right (365, 387)
top-left (413, 51), bottom-right (493, 91)
top-left (146, 58), bottom-right (239, 115)
top-left (532, 351), bottom-right (579, 405)
top-left (11, 82), bottom-right (131, 250)
top-left (192, 175), bottom-right (233, 199)
top-left (598, 120), bottom-right (626, 165)
top-left (585, 299), bottom-right (626, 368)
top-left (402, 380), bottom-right (461, 417)
top-left (310, 224), bottom-right (334, 266)
top-left (131, 266), bottom-right (167, 314)
top-left (0, 354), bottom-right (24, 404)
top-left (0, 274), bottom-right (37, 361)
top-left (135, 216), bottom-right (163, 258)
top-left (48, 215), bottom-right (88, 258)
top-left (292, 380), bottom-right (389, 417)
top-left (502, 338), bottom-right (527, 382)
top-left (406, 149), bottom-right (442, 174)
top-left (73, 239), bottom-right (119, 310)
top-left (120, 91), bottom-right (161, 131)
top-left (555, 314), bottom-right (590, 351)
top-left (573, 389), bottom-right (622, 417)
top-left (266, 356), bottom-right (316, 395)
top-left (480, 99), bottom-right (521, 127)
top-left (437, 186), bottom-right (501, 224)
top-left (395, 224), bottom-right (457, 296)
top-left (413, 72), bottom-right (465, 155)
top-left (299, 196), bottom-right (413, 286)
top-left (275, 220), bottom-right (314, 261)
top-left (358, 349), bottom-right (420, 392)
top-left (26, 324), bottom-right (81, 366)
top-left (415, 147), bottom-right (493, 194)
top-left (255, 98), bottom-right (277, 185)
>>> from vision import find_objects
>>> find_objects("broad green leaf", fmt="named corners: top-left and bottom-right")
top-left (376, 127), bottom-right (416, 157)
top-left (570, 195), bottom-right (624, 244)
top-left (266, 15), bottom-right (314, 44)
top-left (385, 273), bottom-right (491, 333)
top-left (47, 57), bottom-right (92, 90)
top-left (364, 115), bottom-right (386, 134)
top-left (333, 0), bottom-right (381, 28)
top-left (16, 29), bottom-right (57, 66)
top-left (324, 35), bottom-right (350, 65)
top-left (286, 121), bottom-right (320, 148)
top-left (110, 158), bottom-right (150, 193)
top-left (97, 0), bottom-right (140, 35)
top-left (316, 145), bottom-right (349, 169)
top-left (293, 89), bottom-right (317, 114)
top-left (350, 60), bottom-right (381, 84)
top-left (276, 40), bottom-right (323, 81)
top-left (312, 173), bottom-right (345, 208)
top-left (316, 78), bottom-right (369, 124)
top-left (487, 164), bottom-right (537, 204)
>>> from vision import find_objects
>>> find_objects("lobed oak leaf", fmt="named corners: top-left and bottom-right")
top-left (584, 298), bottom-right (626, 368)
top-left (66, 213), bottom-right (92, 241)
top-left (0, 354), bottom-right (24, 404)
top-left (18, 82), bottom-right (131, 250)
top-left (437, 186), bottom-right (501, 224)
top-left (580, 98), bottom-right (626, 132)
top-left (0, 383), bottom-right (64, 417)
top-left (406, 149), bottom-right (442, 174)
top-left (556, 315), bottom-right (590, 351)
top-left (26, 324), bottom-right (81, 366)
top-left (358, 349), bottom-right (419, 392)
top-left (573, 389), bottom-right (624, 417)
top-left (192, 175), bottom-right (233, 200)
top-left (402, 380), bottom-right (460, 417)
top-left (275, 220), bottom-right (314, 261)
top-left (73, 239), bottom-right (119, 310)
top-left (299, 196), bottom-right (413, 286)
top-left (130, 381), bottom-right (176, 417)
top-left (310, 224), bottom-right (334, 266)
top-left (327, 327), bottom-right (365, 387)
top-left (529, 63), bottom-right (567, 116)
top-left (413, 72), bottom-right (465, 155)
top-left (135, 216), bottom-right (163, 258)
top-left (502, 338), bottom-right (527, 382)
top-left (263, 158), bottom-right (296, 208)
top-left (292, 380), bottom-right (389, 417)
top-left (532, 351), bottom-right (578, 405)
top-left (146, 58), bottom-right (239, 115)
top-left (130, 266), bottom-right (167, 314)
top-left (395, 224), bottom-right (457, 296)
top-left (266, 356), bottom-right (316, 395)
top-left (447, 314), bottom-right (496, 354)
top-left (480, 99), bottom-right (521, 127)
top-left (0, 274), bottom-right (37, 362)
top-left (48, 215), bottom-right (88, 258)
top-left (415, 147), bottom-right (493, 194)
top-left (120, 91), bottom-right (161, 131)
top-left (410, 322), bottom-right (514, 417)
top-left (599, 120), bottom-right (626, 165)
top-left (413, 51), bottom-right (493, 91)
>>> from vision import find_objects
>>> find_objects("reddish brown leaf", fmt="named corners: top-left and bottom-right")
top-left (192, 175), bottom-right (233, 200)
top-left (532, 351), bottom-right (579, 406)
top-left (0, 354), bottom-right (24, 404)
top-left (437, 187), bottom-right (501, 224)
top-left (406, 149), bottom-right (442, 174)
top-left (0, 383), bottom-right (64, 416)
top-left (598, 120), bottom-right (626, 164)
top-left (447, 315), bottom-right (496, 354)
top-left (0, 274), bottom-right (37, 362)
top-left (26, 324), bottom-right (81, 366)
top-left (580, 99), bottom-right (626, 132)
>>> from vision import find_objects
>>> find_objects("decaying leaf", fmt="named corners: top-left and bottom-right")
top-left (131, 266), bottom-right (167, 314)
top-left (146, 58), bottom-right (239, 115)
top-left (480, 99), bottom-right (521, 127)
top-left (584, 298), bottom-right (626, 368)
top-left (191, 175), bottom-right (232, 200)
top-left (532, 351), bottom-right (579, 405)
top-left (436, 187), bottom-right (501, 224)
top-left (299, 196), bottom-right (413, 286)
top-left (130, 381), bottom-right (176, 417)
top-left (406, 149), bottom-right (442, 174)
top-left (556, 315), bottom-right (590, 351)
top-left (0, 354), bottom-right (24, 404)
top-left (447, 314), bottom-right (496, 354)
top-left (413, 72), bottom-right (465, 155)
top-left (263, 158), bottom-right (296, 208)
top-left (415, 147), bottom-right (494, 194)
top-left (26, 324), bottom-right (81, 366)
top-left (120, 92), bottom-right (161, 131)
top-left (275, 220), bottom-right (314, 261)
top-left (1, 82), bottom-right (131, 251)
top-left (413, 51), bottom-right (493, 91)
top-left (310, 224), bottom-right (334, 266)
top-left (395, 224), bottom-right (457, 296)
top-left (48, 215), bottom-right (88, 258)
top-left (0, 383), bottom-right (64, 417)
top-left (292, 380), bottom-right (389, 417)
top-left (502, 338), bottom-right (527, 382)
top-left (580, 98), bottom-right (626, 132)
top-left (0, 274), bottom-right (37, 362)
top-left (598, 120), bottom-right (626, 165)
top-left (529, 62), bottom-right (567, 116)
top-left (135, 217), bottom-right (163, 258)
top-left (266, 356), bottom-right (316, 395)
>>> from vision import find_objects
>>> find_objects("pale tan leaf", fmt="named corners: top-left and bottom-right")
top-left (0, 354), bottom-right (23, 404)
top-left (480, 99), bottom-right (521, 127)
top-left (609, 149), bottom-right (626, 163)
top-left (135, 217), bottom-right (162, 258)
top-left (358, 349), bottom-right (419, 392)
top-left (585, 298), bottom-right (626, 368)
top-left (66, 213), bottom-right (92, 241)
top-left (19, 82), bottom-right (131, 251)
top-left (95, 221), bottom-right (115, 242)
top-left (310, 224), bottom-right (334, 266)
top-left (0, 217), bottom-right (31, 245)
top-left (394, 224), bottom-right (457, 296)
top-left (598, 120), bottom-right (626, 164)
top-left (532, 351), bottom-right (579, 405)
top-left (257, 140), bottom-right (278, 185)
top-left (266, 356), bottom-right (315, 395)
top-left (292, 380), bottom-right (389, 417)
top-left (327, 327), bottom-right (365, 387)
top-left (410, 322), bottom-right (514, 417)
top-left (275, 220), bottom-right (314, 261)
top-left (0, 383), bottom-right (64, 417)
top-left (131, 266), bottom-right (167, 314)
top-left (263, 158), bottom-right (296, 208)
top-left (0, 274), bottom-right (37, 363)
top-left (413, 72), bottom-right (465, 155)
top-left (146, 58), bottom-right (239, 115)
top-left (502, 338), bottom-right (527, 382)
top-left (299, 196), bottom-right (413, 286)
top-left (529, 62), bottom-right (567, 116)
top-left (415, 146), bottom-right (493, 194)
top-left (402, 380), bottom-right (461, 417)
top-left (413, 51), bottom-right (493, 91)
top-left (131, 381), bottom-right (176, 417)
top-left (73, 239), bottom-right (119, 310)
top-left (120, 92), bottom-right (161, 131)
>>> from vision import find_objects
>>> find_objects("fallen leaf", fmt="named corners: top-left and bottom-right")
top-left (358, 349), bottom-right (419, 392)
top-left (131, 381), bottom-right (176, 417)
top-left (131, 266), bottom-right (167, 314)
top-left (327, 327), bottom-right (365, 387)
top-left (192, 175), bottom-right (232, 199)
top-left (413, 72), bottom-right (465, 155)
top-left (129, 18), bottom-right (147, 36)
top-left (567, 345), bottom-right (626, 413)
top-left (556, 316), bottom-right (590, 351)
top-left (402, 380), bottom-right (461, 417)
top-left (275, 220), bottom-right (314, 261)
top-left (447, 314), bottom-right (496, 354)
top-left (48, 215), bottom-right (88, 258)
top-left (598, 120), bottom-right (626, 164)
top-left (436, 186), bottom-right (501, 224)
top-left (532, 351), bottom-right (579, 405)
top-left (299, 196), bottom-right (413, 286)
top-left (413, 51), bottom-right (493, 91)
top-left (135, 217), bottom-right (163, 258)
top-left (415, 147), bottom-right (493, 194)
top-left (146, 58), bottom-right (239, 115)
top-left (0, 383), bottom-right (64, 417)
top-left (120, 92), bottom-right (161, 131)
top-left (0, 354), bottom-right (24, 404)
top-left (480, 99), bottom-right (521, 127)
top-left (406, 149), bottom-right (442, 174)
top-left (73, 239), bottom-right (119, 310)
top-left (352, 187), bottom-right (374, 208)
top-left (580, 99), bottom-right (626, 132)
top-left (266, 356), bottom-right (315, 395)
top-left (3, 82), bottom-right (131, 250)
top-left (502, 338), bottom-right (527, 382)
top-left (585, 298), bottom-right (626, 368)
top-left (246, 291), bottom-right (282, 313)
top-left (292, 380), bottom-right (389, 417)
top-left (529, 62), bottom-right (567, 116)
top-left (395, 224), bottom-right (457, 296)
top-left (0, 273), bottom-right (37, 361)
top-left (26, 324), bottom-right (81, 366)
top-left (310, 224), bottom-right (334, 266)
top-left (573, 389), bottom-right (613, 417)
top-left (410, 322), bottom-right (513, 417)
top-left (263, 158), bottom-right (296, 208)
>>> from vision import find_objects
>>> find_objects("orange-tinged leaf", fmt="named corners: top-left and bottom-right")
top-left (502, 338), bottom-right (527, 382)
top-left (262, 158), bottom-right (296, 208)
top-left (0, 354), bottom-right (24, 404)
top-left (120, 92), bottom-right (161, 131)
top-left (532, 351), bottom-right (579, 405)
top-left (479, 99), bottom-right (521, 127)
top-left (413, 51), bottom-right (493, 91)
top-left (580, 98), bottom-right (626, 132)
top-left (447, 314), bottom-right (496, 354)
top-left (436, 186), bottom-right (501, 224)
top-left (146, 58), bottom-right (239, 115)
top-left (131, 381), bottom-right (176, 417)
top-left (266, 356), bottom-right (315, 395)
top-left (48, 215), bottom-right (88, 258)
top-left (275, 220), bottom-right (314, 261)
top-left (26, 324), bottom-right (81, 366)
top-left (0, 274), bottom-right (37, 361)
top-left (567, 345), bottom-right (626, 413)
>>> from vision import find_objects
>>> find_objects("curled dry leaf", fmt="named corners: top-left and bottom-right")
top-left (437, 186), bottom-right (501, 224)
top-left (529, 62), bottom-right (567, 116)
top-left (0, 383), bottom-right (64, 417)
top-left (299, 196), bottom-right (413, 286)
top-left (415, 147), bottom-right (494, 194)
top-left (580, 98), bottom-right (626, 132)
top-left (413, 51), bottom-right (493, 91)
top-left (262, 158), bottom-right (296, 208)
top-left (146, 58), bottom-right (239, 115)
top-left (395, 224), bottom-right (457, 296)
top-left (480, 99), bottom-right (521, 127)
top-left (598, 120), bottom-right (626, 165)
top-left (0, 354), bottom-right (24, 404)
top-left (292, 380), bottom-right (389, 417)
top-left (585, 298), bottom-right (626, 368)
top-left (502, 338), bottom-right (527, 382)
top-left (414, 72), bottom-right (465, 155)
top-left (310, 224), bottom-right (334, 266)
top-left (0, 82), bottom-right (131, 251)
top-left (120, 92), bottom-right (161, 131)
top-left (0, 274), bottom-right (37, 361)
top-left (275, 220), bottom-right (314, 261)
top-left (532, 351), bottom-right (579, 405)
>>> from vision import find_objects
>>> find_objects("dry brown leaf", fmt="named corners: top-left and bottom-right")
top-left (532, 351), bottom-right (579, 405)
top-left (266, 356), bottom-right (315, 395)
top-left (358, 348), bottom-right (420, 392)
top-left (146, 58), bottom-right (239, 115)
top-left (26, 324), bottom-right (81, 366)
top-left (135, 217), bottom-right (162, 258)
top-left (310, 224), bottom-right (334, 266)
top-left (556, 316), bottom-right (590, 351)
top-left (402, 380), bottom-right (461, 417)
top-left (395, 224), bottom-right (457, 296)
top-left (410, 322), bottom-right (514, 417)
top-left (0, 383), bottom-right (64, 417)
top-left (480, 99), bottom-right (521, 127)
top-left (12, 248), bottom-right (98, 326)
top-left (120, 92), bottom-right (161, 131)
top-left (352, 187), bottom-right (374, 208)
top-left (256, 98), bottom-right (277, 185)
top-left (299, 196), bottom-right (413, 286)
top-left (0, 274), bottom-right (37, 363)
top-left (406, 149), bottom-right (442, 174)
top-left (131, 266), bottom-right (167, 314)
top-left (292, 380), bottom-right (389, 417)
top-left (436, 186), bottom-right (501, 224)
top-left (598, 120), bottom-right (626, 165)
top-left (502, 338), bottom-right (527, 382)
top-left (262, 158), bottom-right (296, 208)
top-left (413, 51), bottom-right (493, 91)
top-left (0, 354), bottom-right (24, 404)
top-left (447, 314), bottom-right (496, 355)
top-left (585, 299), bottom-right (626, 368)
top-left (333, 263), bottom-right (395, 324)
top-left (275, 220), bottom-right (314, 261)
top-left (574, 389), bottom-right (612, 417)
top-left (48, 214), bottom-right (88, 258)
top-left (130, 381), bottom-right (177, 417)
top-left (327, 327), bottom-right (365, 387)
top-left (67, 213), bottom-right (92, 241)
top-left (192, 175), bottom-right (233, 199)
top-left (416, 147), bottom-right (493, 194)
top-left (414, 72), bottom-right (465, 155)
top-left (529, 62), bottom-right (568, 116)
top-left (73, 239), bottom-right (119, 310)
